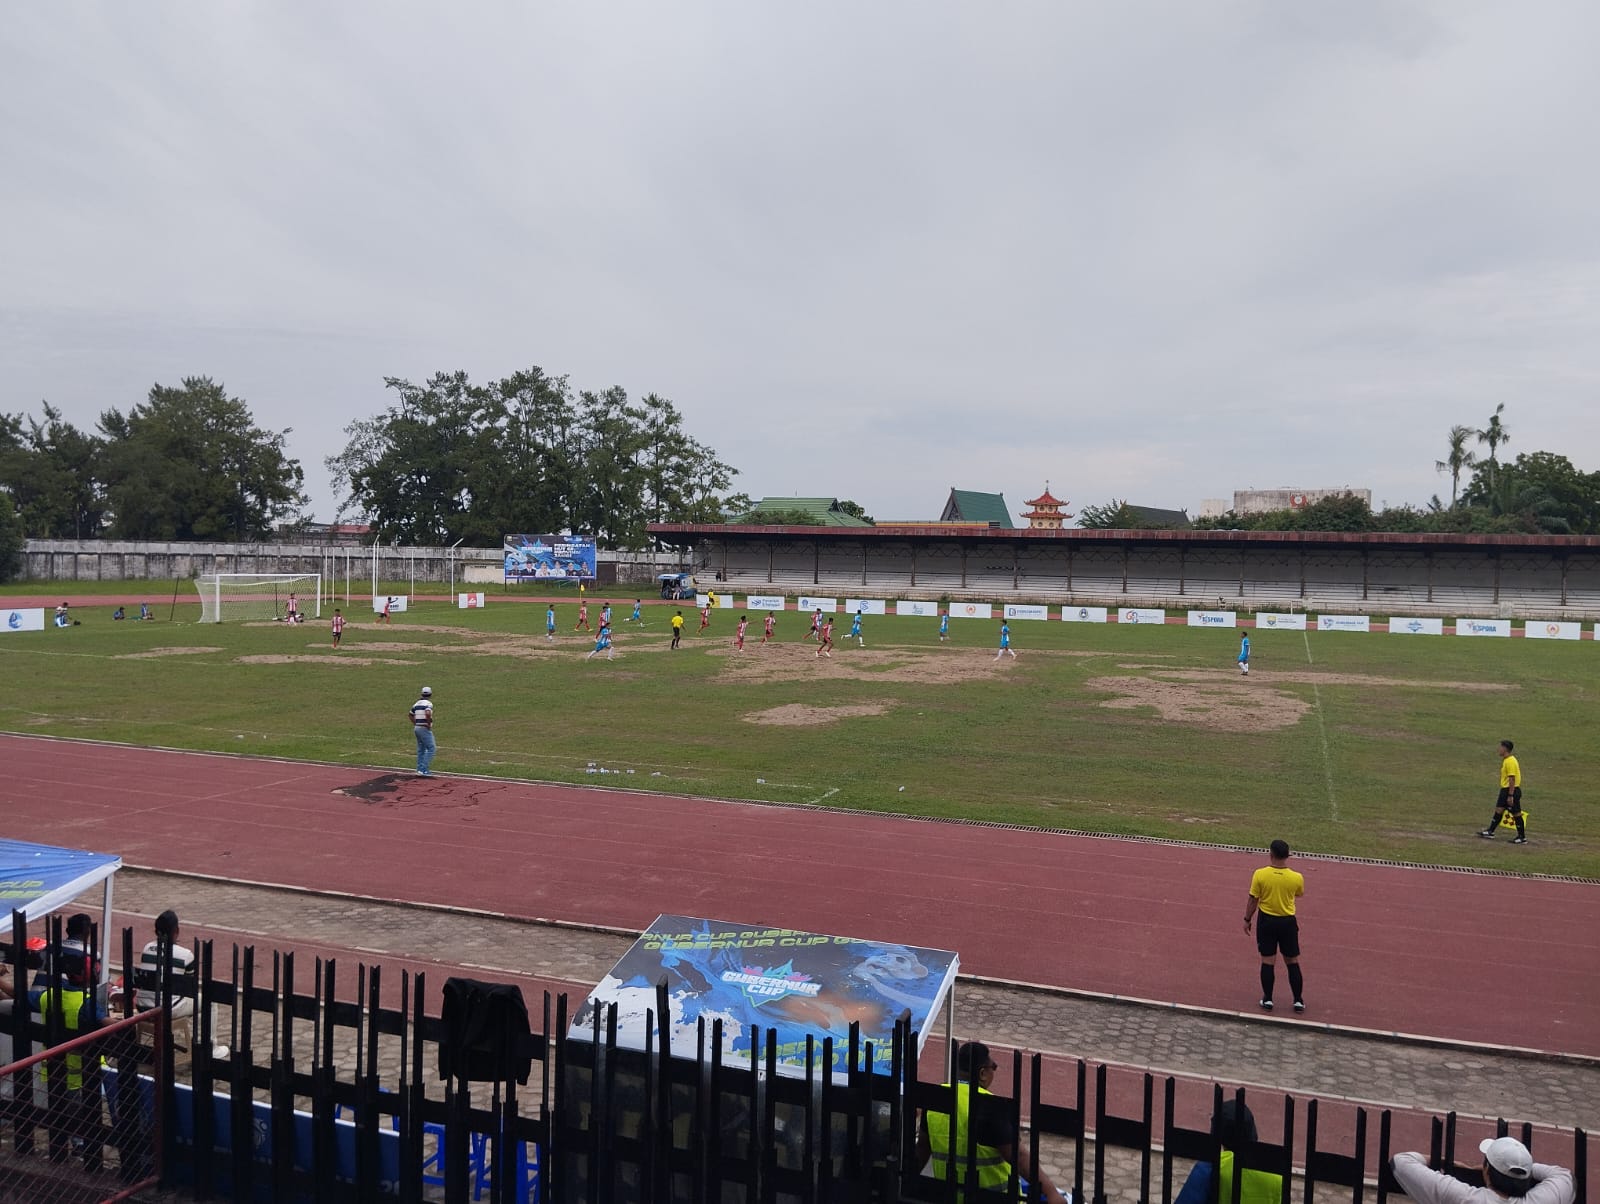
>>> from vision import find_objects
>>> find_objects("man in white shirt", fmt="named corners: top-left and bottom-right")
top-left (409, 686), bottom-right (436, 778)
top-left (134, 909), bottom-right (196, 1018)
top-left (1390, 1136), bottom-right (1574, 1204)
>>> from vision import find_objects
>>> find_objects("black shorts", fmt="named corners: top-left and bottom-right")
top-left (1256, 912), bottom-right (1299, 959)
top-left (1497, 788), bottom-right (1523, 813)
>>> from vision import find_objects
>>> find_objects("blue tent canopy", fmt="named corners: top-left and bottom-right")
top-left (0, 838), bottom-right (122, 922)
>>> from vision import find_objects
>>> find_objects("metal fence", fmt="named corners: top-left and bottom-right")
top-left (5, 928), bottom-right (1591, 1203)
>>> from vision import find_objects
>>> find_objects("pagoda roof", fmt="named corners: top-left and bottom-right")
top-left (1024, 487), bottom-right (1066, 508)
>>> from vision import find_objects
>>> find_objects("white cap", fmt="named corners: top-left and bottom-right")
top-left (420, 686), bottom-right (432, 696)
top-left (1479, 1137), bottom-right (1533, 1179)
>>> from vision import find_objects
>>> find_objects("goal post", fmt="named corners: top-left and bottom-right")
top-left (194, 574), bottom-right (322, 623)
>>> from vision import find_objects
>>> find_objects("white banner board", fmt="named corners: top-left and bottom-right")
top-left (1187, 610), bottom-right (1237, 628)
top-left (844, 599), bottom-right (888, 616)
top-left (457, 592), bottom-right (486, 609)
top-left (373, 595), bottom-right (409, 615)
top-left (1119, 608), bottom-right (1166, 625)
top-left (1061, 606), bottom-right (1108, 623)
top-left (1455, 618), bottom-right (1511, 638)
top-left (797, 596), bottom-right (838, 614)
top-left (1254, 612), bottom-right (1307, 631)
top-left (1389, 617), bottom-right (1444, 636)
top-left (1316, 614), bottom-right (1369, 632)
top-left (1524, 620), bottom-right (1581, 641)
top-left (951, 602), bottom-right (993, 620)
top-left (695, 593), bottom-right (729, 609)
top-left (896, 600), bottom-right (939, 617)
top-left (1004, 604), bottom-right (1050, 620)
top-left (3, 608), bottom-right (45, 633)
top-left (744, 595), bottom-right (785, 611)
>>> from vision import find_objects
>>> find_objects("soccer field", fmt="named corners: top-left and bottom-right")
top-left (3, 593), bottom-right (1596, 877)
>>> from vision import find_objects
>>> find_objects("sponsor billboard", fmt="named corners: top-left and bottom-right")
top-left (569, 914), bottom-right (957, 1079)
top-left (1455, 618), bottom-right (1510, 638)
top-left (1317, 614), bottom-right (1370, 632)
top-left (953, 602), bottom-right (994, 620)
top-left (1187, 610), bottom-right (1237, 628)
top-left (503, 533), bottom-right (597, 583)
top-left (1061, 606), bottom-right (1108, 623)
top-left (844, 599), bottom-right (888, 616)
top-left (1254, 612), bottom-right (1308, 631)
top-left (3, 609), bottom-right (45, 634)
top-left (457, 592), bottom-right (486, 609)
top-left (373, 595), bottom-right (409, 615)
top-left (1388, 616), bottom-right (1443, 636)
top-left (1004, 604), bottom-right (1049, 621)
top-left (1523, 621), bottom-right (1580, 641)
top-left (744, 595), bottom-right (785, 611)
top-left (1119, 608), bottom-right (1166, 625)
top-left (796, 596), bottom-right (838, 614)
top-left (896, 600), bottom-right (939, 617)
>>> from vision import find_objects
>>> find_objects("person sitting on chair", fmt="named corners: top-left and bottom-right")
top-left (1175, 1099), bottom-right (1282, 1204)
top-left (134, 910), bottom-right (197, 1021)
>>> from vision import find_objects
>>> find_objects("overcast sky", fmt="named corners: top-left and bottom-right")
top-left (5, 3), bottom-right (1598, 526)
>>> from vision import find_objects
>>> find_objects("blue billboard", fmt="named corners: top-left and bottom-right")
top-left (503, 534), bottom-right (597, 583)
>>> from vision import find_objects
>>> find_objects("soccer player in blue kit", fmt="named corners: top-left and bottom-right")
top-left (849, 609), bottom-right (864, 646)
top-left (938, 611), bottom-right (949, 642)
top-left (546, 605), bottom-right (557, 642)
top-left (995, 620), bottom-right (1016, 660)
top-left (1238, 632), bottom-right (1250, 676)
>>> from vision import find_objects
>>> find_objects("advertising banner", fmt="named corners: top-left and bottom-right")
top-left (570, 915), bottom-right (958, 1079)
top-left (503, 534), bottom-right (597, 583)
top-left (1003, 604), bottom-right (1049, 621)
top-left (1316, 614), bottom-right (1370, 632)
top-left (952, 602), bottom-right (994, 620)
top-left (744, 595), bottom-right (785, 611)
top-left (2, 608), bottom-right (45, 634)
top-left (1523, 621), bottom-right (1581, 641)
top-left (1389, 617), bottom-right (1444, 636)
top-left (1187, 610), bottom-right (1237, 628)
top-left (373, 595), bottom-right (409, 615)
top-left (1455, 618), bottom-right (1511, 638)
top-left (457, 592), bottom-right (486, 609)
top-left (844, 599), bottom-right (888, 616)
top-left (1118, 608), bottom-right (1166, 625)
top-left (797, 596), bottom-right (838, 614)
top-left (896, 600), bottom-right (939, 617)
top-left (695, 592), bottom-right (728, 609)
top-left (1254, 612), bottom-right (1307, 631)
top-left (1061, 606), bottom-right (1108, 623)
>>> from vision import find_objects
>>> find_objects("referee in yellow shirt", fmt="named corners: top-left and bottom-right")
top-left (1243, 839), bottom-right (1306, 1013)
top-left (1478, 739), bottom-right (1526, 844)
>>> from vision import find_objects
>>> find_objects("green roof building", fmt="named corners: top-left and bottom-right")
top-left (939, 489), bottom-right (1015, 529)
top-left (741, 497), bottom-right (875, 527)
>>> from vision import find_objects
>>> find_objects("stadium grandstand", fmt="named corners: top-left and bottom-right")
top-left (646, 522), bottom-right (1600, 619)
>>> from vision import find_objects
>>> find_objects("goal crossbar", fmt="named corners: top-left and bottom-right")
top-left (195, 574), bottom-right (322, 623)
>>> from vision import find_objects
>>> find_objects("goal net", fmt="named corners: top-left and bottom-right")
top-left (195, 574), bottom-right (322, 623)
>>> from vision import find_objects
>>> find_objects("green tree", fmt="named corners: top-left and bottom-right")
top-left (741, 507), bottom-right (823, 525)
top-left (1434, 424), bottom-right (1478, 510)
top-left (0, 493), bottom-right (24, 581)
top-left (98, 378), bottom-right (306, 540)
top-left (1476, 403), bottom-right (1510, 488)
top-left (0, 405), bottom-right (108, 538)
top-left (835, 499), bottom-right (875, 524)
top-left (1076, 499), bottom-right (1140, 529)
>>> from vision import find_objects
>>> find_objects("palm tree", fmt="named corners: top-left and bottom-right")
top-left (1434, 425), bottom-right (1478, 509)
top-left (1476, 404), bottom-right (1510, 488)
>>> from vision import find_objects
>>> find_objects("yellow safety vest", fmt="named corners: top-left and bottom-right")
top-left (1218, 1150), bottom-right (1284, 1204)
top-left (926, 1081), bottom-right (1018, 1198)
top-left (40, 986), bottom-right (93, 1091)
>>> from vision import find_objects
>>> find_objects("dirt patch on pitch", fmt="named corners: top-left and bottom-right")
top-left (1088, 676), bottom-right (1309, 733)
top-left (1128, 668), bottom-right (1514, 692)
top-left (234, 654), bottom-right (420, 667)
top-left (743, 702), bottom-right (895, 727)
top-left (717, 643), bottom-right (1013, 685)
top-left (113, 646), bottom-right (224, 659)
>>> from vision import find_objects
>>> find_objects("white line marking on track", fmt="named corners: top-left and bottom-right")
top-left (1302, 628), bottom-right (1338, 822)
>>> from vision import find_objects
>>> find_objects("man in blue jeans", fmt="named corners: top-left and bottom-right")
top-left (409, 686), bottom-right (436, 777)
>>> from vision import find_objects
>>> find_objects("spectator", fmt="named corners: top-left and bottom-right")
top-left (40, 952), bottom-right (104, 1170)
top-left (1391, 1137), bottom-right (1574, 1204)
top-left (138, 602), bottom-right (152, 621)
top-left (134, 909), bottom-right (197, 1019)
top-left (113, 606), bottom-right (126, 620)
top-left (1175, 1099), bottom-right (1282, 1204)
top-left (916, 1040), bottom-right (1071, 1203)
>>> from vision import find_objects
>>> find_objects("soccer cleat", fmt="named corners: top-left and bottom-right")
top-left (1477, 830), bottom-right (1496, 839)
top-left (1293, 1000), bottom-right (1305, 1013)
top-left (1511, 836), bottom-right (1527, 844)
top-left (1258, 998), bottom-right (1273, 1011)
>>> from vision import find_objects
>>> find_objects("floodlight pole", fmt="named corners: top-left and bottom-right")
top-left (448, 537), bottom-right (465, 598)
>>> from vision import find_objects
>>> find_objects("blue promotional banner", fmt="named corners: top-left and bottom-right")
top-left (571, 915), bottom-right (958, 1077)
top-left (503, 534), bottom-right (597, 583)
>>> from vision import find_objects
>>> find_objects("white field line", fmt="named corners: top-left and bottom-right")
top-left (1302, 628), bottom-right (1338, 822)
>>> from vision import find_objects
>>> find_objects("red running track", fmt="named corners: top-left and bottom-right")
top-left (5, 734), bottom-right (1598, 1057)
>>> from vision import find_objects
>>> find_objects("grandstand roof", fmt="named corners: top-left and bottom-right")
top-left (741, 497), bottom-right (874, 527)
top-left (941, 489), bottom-right (1015, 529)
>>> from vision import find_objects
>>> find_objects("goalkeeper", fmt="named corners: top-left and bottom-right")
top-left (1477, 739), bottom-right (1526, 843)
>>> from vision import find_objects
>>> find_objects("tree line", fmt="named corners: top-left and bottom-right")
top-left (1082, 406), bottom-right (1600, 535)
